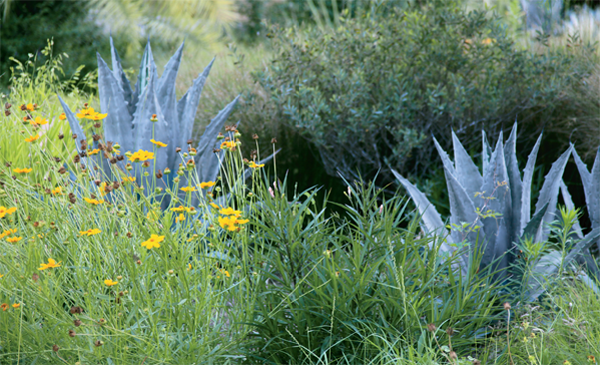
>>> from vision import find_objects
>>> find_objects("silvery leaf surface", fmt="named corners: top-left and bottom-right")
top-left (533, 145), bottom-right (572, 242)
top-left (97, 53), bottom-right (135, 153)
top-left (433, 136), bottom-right (456, 177)
top-left (110, 36), bottom-right (136, 116)
top-left (58, 95), bottom-right (87, 153)
top-left (527, 227), bottom-right (600, 301)
top-left (520, 133), bottom-right (543, 236)
top-left (157, 41), bottom-right (184, 154)
top-left (135, 41), bottom-right (159, 100)
top-left (452, 130), bottom-right (483, 207)
top-left (482, 130), bottom-right (493, 178)
top-left (503, 123), bottom-right (523, 246)
top-left (177, 58), bottom-right (215, 150)
top-left (572, 146), bottom-right (600, 231)
top-left (520, 202), bottom-right (549, 241)
top-left (479, 135), bottom-right (512, 269)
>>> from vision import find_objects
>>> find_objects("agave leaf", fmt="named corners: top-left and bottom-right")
top-left (110, 36), bottom-right (135, 116)
top-left (135, 40), bottom-right (159, 99)
top-left (131, 72), bottom-right (171, 176)
top-left (97, 53), bottom-right (135, 153)
top-left (157, 41), bottom-right (184, 147)
top-left (177, 58), bottom-right (215, 149)
top-left (433, 136), bottom-right (456, 177)
top-left (520, 202), bottom-right (549, 241)
top-left (504, 123), bottom-right (523, 245)
top-left (57, 95), bottom-right (87, 152)
top-left (572, 146), bottom-right (600, 231)
top-left (559, 180), bottom-right (584, 239)
top-left (482, 130), bottom-right (493, 177)
top-left (520, 132), bottom-right (543, 236)
top-left (479, 135), bottom-right (512, 269)
top-left (533, 145), bottom-right (572, 242)
top-left (527, 227), bottom-right (600, 301)
top-left (196, 95), bottom-right (240, 157)
top-left (452, 130), bottom-right (483, 206)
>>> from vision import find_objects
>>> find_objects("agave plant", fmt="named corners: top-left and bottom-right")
top-left (59, 38), bottom-right (242, 206)
top-left (393, 123), bottom-right (600, 301)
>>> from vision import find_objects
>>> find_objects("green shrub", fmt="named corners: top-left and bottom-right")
top-left (255, 1), bottom-right (597, 184)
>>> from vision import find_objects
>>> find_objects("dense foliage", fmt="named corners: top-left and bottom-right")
top-left (256, 1), bottom-right (597, 184)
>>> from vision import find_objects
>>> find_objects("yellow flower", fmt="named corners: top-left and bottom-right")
top-left (217, 268), bottom-right (231, 278)
top-left (6, 237), bottom-right (22, 243)
top-left (210, 203), bottom-right (220, 210)
top-left (89, 112), bottom-right (107, 121)
top-left (0, 229), bottom-right (17, 239)
top-left (0, 274), bottom-right (3, 278)
top-left (187, 263), bottom-right (192, 271)
top-left (122, 176), bottom-right (136, 184)
top-left (220, 141), bottom-right (237, 150)
top-left (104, 279), bottom-right (118, 286)
top-left (79, 228), bottom-right (101, 236)
top-left (76, 107), bottom-right (106, 120)
top-left (88, 149), bottom-right (100, 156)
top-left (51, 186), bottom-right (63, 195)
top-left (31, 116), bottom-right (48, 126)
top-left (12, 303), bottom-right (21, 309)
top-left (248, 161), bottom-right (264, 169)
top-left (180, 186), bottom-right (197, 193)
top-left (219, 207), bottom-right (241, 216)
top-left (84, 197), bottom-right (104, 205)
top-left (218, 215), bottom-right (248, 232)
top-left (199, 181), bottom-right (216, 189)
top-left (0, 206), bottom-right (17, 218)
top-left (13, 168), bottom-right (32, 174)
top-left (25, 134), bottom-right (40, 143)
top-left (128, 150), bottom-right (154, 162)
top-left (0, 303), bottom-right (7, 311)
top-left (170, 206), bottom-right (192, 213)
top-left (141, 234), bottom-right (164, 250)
top-left (150, 139), bottom-right (167, 148)
top-left (38, 258), bottom-right (61, 271)
top-left (26, 103), bottom-right (34, 111)
top-left (482, 37), bottom-right (494, 45)
top-left (98, 182), bottom-right (108, 197)
top-left (176, 213), bottom-right (186, 223)
top-left (59, 113), bottom-right (66, 120)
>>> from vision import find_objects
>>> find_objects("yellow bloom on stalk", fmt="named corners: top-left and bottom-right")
top-left (6, 237), bottom-right (22, 243)
top-left (79, 228), bottom-right (101, 236)
top-left (59, 113), bottom-right (66, 120)
top-left (0, 229), bottom-right (17, 239)
top-left (51, 186), bottom-right (63, 195)
top-left (0, 206), bottom-right (17, 218)
top-left (150, 139), bottom-right (167, 148)
top-left (31, 116), bottom-right (48, 126)
top-left (38, 258), bottom-right (61, 270)
top-left (219, 207), bottom-right (242, 216)
top-left (26, 103), bottom-right (34, 111)
top-left (199, 181), bottom-right (215, 189)
top-left (104, 279), bottom-right (118, 286)
top-left (89, 113), bottom-right (107, 121)
top-left (128, 150), bottom-right (154, 162)
top-left (220, 141), bottom-right (236, 150)
top-left (25, 134), bottom-right (40, 143)
top-left (99, 182), bottom-right (108, 196)
top-left (218, 215), bottom-right (248, 232)
top-left (88, 149), bottom-right (100, 156)
top-left (170, 206), bottom-right (193, 213)
top-left (84, 197), bottom-right (104, 205)
top-left (176, 213), bottom-right (186, 223)
top-left (0, 303), bottom-right (7, 311)
top-left (180, 186), bottom-right (197, 193)
top-left (12, 303), bottom-right (21, 309)
top-left (141, 234), bottom-right (164, 249)
top-left (217, 268), bottom-right (231, 278)
top-left (210, 203), bottom-right (220, 210)
top-left (13, 168), bottom-right (32, 174)
top-left (122, 176), bottom-right (136, 184)
top-left (248, 161), bottom-right (264, 169)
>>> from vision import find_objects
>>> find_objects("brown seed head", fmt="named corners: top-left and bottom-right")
top-left (446, 327), bottom-right (454, 336)
top-left (93, 134), bottom-right (101, 142)
top-left (52, 344), bottom-right (59, 352)
top-left (72, 133), bottom-right (77, 140)
top-left (126, 232), bottom-right (133, 238)
top-left (473, 360), bottom-right (481, 365)
top-left (73, 155), bottom-right (81, 163)
top-left (32, 273), bottom-right (39, 282)
top-left (20, 104), bottom-right (27, 111)
top-left (110, 157), bottom-right (117, 164)
top-left (4, 110), bottom-right (10, 116)
top-left (58, 133), bottom-right (64, 140)
top-left (271, 138), bottom-right (277, 144)
top-left (112, 181), bottom-right (120, 190)
top-left (94, 340), bottom-right (103, 347)
top-left (156, 170), bottom-right (163, 179)
top-left (117, 155), bottom-right (124, 161)
top-left (427, 323), bottom-right (436, 332)
top-left (187, 139), bottom-right (193, 145)
top-left (449, 351), bottom-right (457, 360)
top-left (252, 134), bottom-right (259, 140)
top-left (5, 102), bottom-right (11, 109)
top-left (503, 302), bottom-right (511, 311)
top-left (74, 319), bottom-right (82, 327)
top-left (176, 147), bottom-right (182, 153)
top-left (70, 306), bottom-right (83, 314)
top-left (94, 122), bottom-right (101, 128)
top-left (68, 329), bottom-right (76, 337)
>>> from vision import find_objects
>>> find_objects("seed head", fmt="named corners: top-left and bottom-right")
top-left (68, 329), bottom-right (76, 337)
top-left (52, 344), bottom-right (59, 352)
top-left (503, 302), bottom-right (511, 311)
top-left (427, 323), bottom-right (436, 332)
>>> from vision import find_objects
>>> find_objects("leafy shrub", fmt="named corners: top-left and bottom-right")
top-left (255, 1), bottom-right (597, 184)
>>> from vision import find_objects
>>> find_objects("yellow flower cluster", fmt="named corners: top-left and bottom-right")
top-left (0, 206), bottom-right (17, 218)
top-left (76, 107), bottom-right (107, 121)
top-left (0, 229), bottom-right (17, 239)
top-left (220, 141), bottom-right (237, 150)
top-left (79, 228), bottom-right (101, 236)
top-left (13, 168), bottom-right (32, 174)
top-left (25, 134), bottom-right (40, 143)
top-left (84, 197), bottom-right (104, 205)
top-left (150, 139), bottom-right (167, 148)
top-left (216, 206), bottom-right (248, 232)
top-left (128, 150), bottom-right (154, 162)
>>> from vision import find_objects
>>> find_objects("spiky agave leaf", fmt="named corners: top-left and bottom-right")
top-left (482, 130), bottom-right (493, 178)
top-left (452, 130), bottom-right (483, 207)
top-left (519, 132), bottom-right (543, 236)
top-left (572, 146), bottom-right (600, 252)
top-left (504, 123), bottom-right (523, 246)
top-left (157, 41), bottom-right (184, 151)
top-left (109, 36), bottom-right (136, 116)
top-left (57, 95), bottom-right (86, 153)
top-left (533, 145), bottom-right (572, 242)
top-left (135, 41), bottom-right (159, 101)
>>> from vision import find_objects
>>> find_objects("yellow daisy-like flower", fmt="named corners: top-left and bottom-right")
top-left (26, 103), bottom-right (34, 111)
top-left (210, 202), bottom-right (221, 210)
top-left (87, 149), bottom-right (100, 156)
top-left (219, 207), bottom-right (242, 216)
top-left (31, 116), bottom-right (48, 126)
top-left (83, 197), bottom-right (104, 205)
top-left (128, 150), bottom-right (154, 162)
top-left (51, 186), bottom-right (63, 195)
top-left (218, 216), bottom-right (249, 232)
top-left (59, 113), bottom-right (66, 120)
top-left (6, 236), bottom-right (22, 243)
top-left (0, 303), bottom-right (7, 311)
top-left (89, 112), bottom-right (107, 121)
top-left (79, 228), bottom-right (101, 237)
top-left (150, 139), bottom-right (167, 148)
top-left (104, 279), bottom-right (118, 286)
top-left (122, 176), bottom-right (136, 184)
top-left (199, 181), bottom-right (215, 189)
top-left (25, 134), bottom-right (40, 143)
top-left (180, 186), bottom-right (197, 193)
top-left (170, 206), bottom-right (192, 213)
top-left (176, 213), bottom-right (186, 223)
top-left (248, 161), bottom-right (264, 169)
top-left (13, 168), bottom-right (32, 174)
top-left (141, 234), bottom-right (164, 250)
top-left (12, 303), bottom-right (21, 309)
top-left (38, 258), bottom-right (61, 271)
top-left (0, 206), bottom-right (17, 218)
top-left (0, 229), bottom-right (17, 239)
top-left (220, 141), bottom-right (237, 150)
